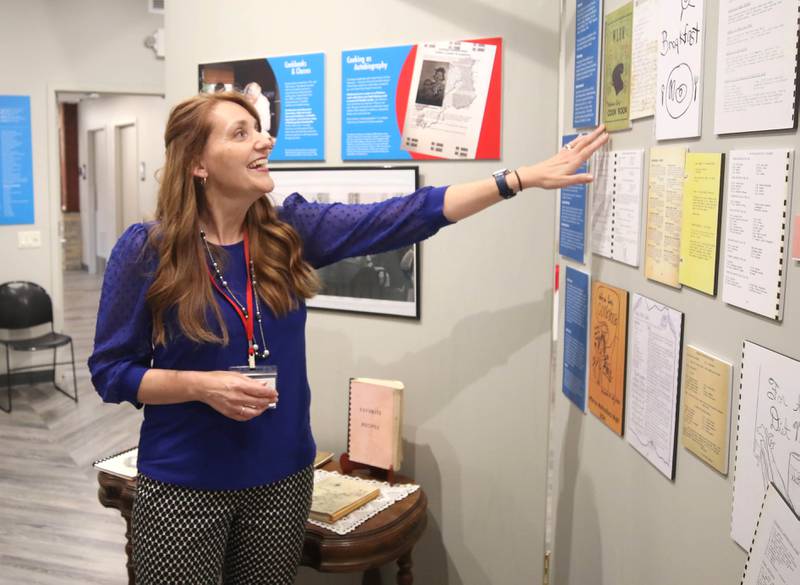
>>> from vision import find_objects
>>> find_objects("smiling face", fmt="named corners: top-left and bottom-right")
top-left (193, 100), bottom-right (275, 204)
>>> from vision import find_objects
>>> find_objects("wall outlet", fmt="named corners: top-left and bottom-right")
top-left (17, 230), bottom-right (42, 249)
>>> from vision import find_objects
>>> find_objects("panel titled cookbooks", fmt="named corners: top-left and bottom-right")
top-left (342, 37), bottom-right (502, 160)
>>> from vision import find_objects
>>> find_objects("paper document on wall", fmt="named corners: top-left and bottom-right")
top-left (793, 215), bottom-right (800, 261)
top-left (629, 0), bottom-right (657, 119)
top-left (741, 484), bottom-right (800, 585)
top-left (732, 341), bottom-right (800, 549)
top-left (655, 0), bottom-right (705, 140)
top-left (625, 294), bottom-right (683, 479)
top-left (681, 346), bottom-right (732, 475)
top-left (588, 281), bottom-right (629, 436)
top-left (645, 146), bottom-right (686, 288)
top-left (722, 149), bottom-right (793, 321)
top-left (602, 2), bottom-right (634, 131)
top-left (591, 148), bottom-right (644, 266)
top-left (678, 152), bottom-right (725, 295)
top-left (401, 40), bottom-right (495, 159)
top-left (715, 0), bottom-right (800, 135)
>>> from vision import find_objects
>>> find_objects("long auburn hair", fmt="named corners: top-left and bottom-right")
top-left (146, 92), bottom-right (319, 346)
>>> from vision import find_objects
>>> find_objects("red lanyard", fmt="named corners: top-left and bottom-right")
top-left (206, 229), bottom-right (256, 365)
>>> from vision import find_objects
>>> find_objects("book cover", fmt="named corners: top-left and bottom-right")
top-left (602, 2), bottom-right (634, 132)
top-left (588, 281), bottom-right (629, 436)
top-left (347, 378), bottom-right (403, 470)
top-left (309, 474), bottom-right (381, 523)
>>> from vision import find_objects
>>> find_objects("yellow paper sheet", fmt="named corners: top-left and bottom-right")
top-left (645, 146), bottom-right (686, 288)
top-left (681, 345), bottom-right (732, 474)
top-left (679, 153), bottom-right (725, 294)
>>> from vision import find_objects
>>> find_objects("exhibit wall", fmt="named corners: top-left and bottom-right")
top-left (0, 0), bottom-right (163, 366)
top-left (551, 0), bottom-right (800, 584)
top-left (165, 0), bottom-right (561, 583)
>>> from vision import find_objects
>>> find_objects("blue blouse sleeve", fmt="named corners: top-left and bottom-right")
top-left (88, 224), bottom-right (154, 407)
top-left (278, 185), bottom-right (454, 268)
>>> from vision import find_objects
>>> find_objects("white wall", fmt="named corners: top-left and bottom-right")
top-left (77, 94), bottom-right (167, 265)
top-left (551, 1), bottom-right (800, 584)
top-left (0, 0), bottom-right (163, 328)
top-left (166, 1), bottom-right (561, 583)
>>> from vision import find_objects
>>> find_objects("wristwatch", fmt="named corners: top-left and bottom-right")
top-left (492, 168), bottom-right (516, 199)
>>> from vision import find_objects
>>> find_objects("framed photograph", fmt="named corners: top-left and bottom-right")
top-left (268, 166), bottom-right (421, 319)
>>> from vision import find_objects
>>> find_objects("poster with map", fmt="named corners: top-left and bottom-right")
top-left (342, 38), bottom-right (502, 160)
top-left (401, 40), bottom-right (496, 159)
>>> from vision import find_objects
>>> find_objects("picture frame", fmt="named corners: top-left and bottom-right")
top-left (268, 166), bottom-right (421, 319)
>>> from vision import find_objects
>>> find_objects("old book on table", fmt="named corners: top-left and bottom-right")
top-left (309, 474), bottom-right (381, 523)
top-left (93, 447), bottom-right (138, 480)
top-left (314, 450), bottom-right (334, 468)
top-left (347, 378), bottom-right (403, 471)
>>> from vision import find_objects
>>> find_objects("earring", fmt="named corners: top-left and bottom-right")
top-left (200, 176), bottom-right (207, 187)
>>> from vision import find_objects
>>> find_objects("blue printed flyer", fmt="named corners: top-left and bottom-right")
top-left (0, 95), bottom-right (34, 225)
top-left (558, 134), bottom-right (587, 263)
top-left (573, 0), bottom-right (602, 130)
top-left (199, 53), bottom-right (325, 161)
top-left (562, 266), bottom-right (589, 411)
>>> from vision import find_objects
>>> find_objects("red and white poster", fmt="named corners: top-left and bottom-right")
top-left (342, 37), bottom-right (502, 160)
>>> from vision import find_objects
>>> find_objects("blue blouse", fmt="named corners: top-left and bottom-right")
top-left (88, 187), bottom-right (452, 490)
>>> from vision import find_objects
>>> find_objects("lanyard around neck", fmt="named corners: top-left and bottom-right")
top-left (205, 229), bottom-right (255, 361)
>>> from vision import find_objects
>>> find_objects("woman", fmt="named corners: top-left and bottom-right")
top-left (89, 91), bottom-right (606, 584)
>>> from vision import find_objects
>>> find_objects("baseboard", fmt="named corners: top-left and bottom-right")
top-left (2, 369), bottom-right (55, 386)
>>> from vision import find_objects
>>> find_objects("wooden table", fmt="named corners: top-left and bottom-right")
top-left (96, 461), bottom-right (427, 585)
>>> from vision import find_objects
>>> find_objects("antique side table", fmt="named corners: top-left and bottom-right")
top-left (97, 460), bottom-right (427, 585)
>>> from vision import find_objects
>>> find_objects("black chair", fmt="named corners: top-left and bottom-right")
top-left (0, 281), bottom-right (78, 413)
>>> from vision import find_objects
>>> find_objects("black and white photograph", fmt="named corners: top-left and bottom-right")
top-left (199, 58), bottom-right (280, 138)
top-left (414, 60), bottom-right (449, 107)
top-left (268, 167), bottom-right (421, 318)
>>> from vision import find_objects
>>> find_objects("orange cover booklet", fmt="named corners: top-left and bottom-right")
top-left (587, 282), bottom-right (629, 435)
top-left (347, 378), bottom-right (403, 470)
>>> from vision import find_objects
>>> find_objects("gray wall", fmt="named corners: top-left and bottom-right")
top-left (551, 1), bottom-right (800, 584)
top-left (0, 0), bottom-right (164, 328)
top-left (0, 0), bottom-right (163, 386)
top-left (165, 1), bottom-right (560, 583)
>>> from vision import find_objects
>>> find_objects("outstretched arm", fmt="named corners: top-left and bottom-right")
top-left (443, 125), bottom-right (608, 222)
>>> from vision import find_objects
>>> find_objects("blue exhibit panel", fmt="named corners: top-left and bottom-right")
top-left (573, 0), bottom-right (602, 130)
top-left (558, 134), bottom-right (587, 263)
top-left (268, 53), bottom-right (325, 161)
top-left (0, 95), bottom-right (34, 225)
top-left (562, 266), bottom-right (589, 411)
top-left (341, 45), bottom-right (413, 160)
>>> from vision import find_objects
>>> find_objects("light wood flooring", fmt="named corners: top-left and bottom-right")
top-left (0, 270), bottom-right (141, 584)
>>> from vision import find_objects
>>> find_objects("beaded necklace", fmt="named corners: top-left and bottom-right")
top-left (200, 228), bottom-right (269, 368)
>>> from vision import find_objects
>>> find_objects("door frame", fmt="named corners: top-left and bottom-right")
top-left (47, 84), bottom-right (163, 332)
top-left (113, 120), bottom-right (139, 238)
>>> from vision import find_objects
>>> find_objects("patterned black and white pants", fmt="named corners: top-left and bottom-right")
top-left (132, 466), bottom-right (314, 585)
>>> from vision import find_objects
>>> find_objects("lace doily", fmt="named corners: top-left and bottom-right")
top-left (308, 469), bottom-right (420, 535)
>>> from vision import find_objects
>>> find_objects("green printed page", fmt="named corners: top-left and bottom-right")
top-left (602, 2), bottom-right (633, 132)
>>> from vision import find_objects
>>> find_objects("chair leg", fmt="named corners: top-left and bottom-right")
top-left (2, 345), bottom-right (11, 413)
top-left (70, 341), bottom-right (78, 403)
top-left (53, 343), bottom-right (78, 404)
